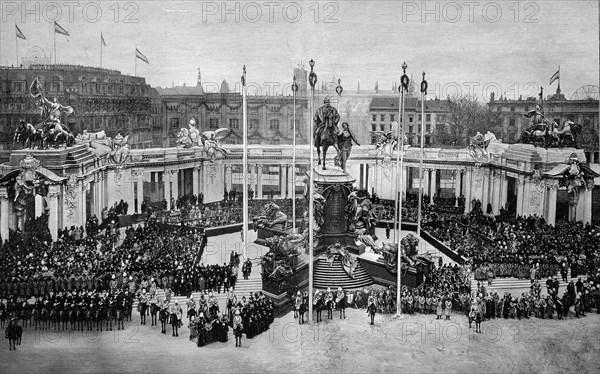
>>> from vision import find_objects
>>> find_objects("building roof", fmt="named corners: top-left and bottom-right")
top-left (370, 97), bottom-right (419, 111)
top-left (155, 85), bottom-right (205, 96)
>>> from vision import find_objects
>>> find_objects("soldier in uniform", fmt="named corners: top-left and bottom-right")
top-left (233, 309), bottom-right (243, 347)
top-left (138, 289), bottom-right (148, 325)
top-left (325, 287), bottom-right (334, 319)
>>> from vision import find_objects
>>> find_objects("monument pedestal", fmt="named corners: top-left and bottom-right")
top-left (311, 167), bottom-right (358, 253)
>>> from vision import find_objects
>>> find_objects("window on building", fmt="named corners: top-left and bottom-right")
top-left (380, 124), bottom-right (385, 131)
top-left (230, 118), bottom-right (239, 129)
top-left (409, 126), bottom-right (414, 133)
top-left (426, 124), bottom-right (431, 133)
top-left (426, 114), bottom-right (431, 121)
top-left (509, 118), bottom-right (516, 127)
top-left (372, 114), bottom-right (377, 121)
top-left (371, 124), bottom-right (377, 132)
top-left (51, 82), bottom-right (60, 92)
top-left (13, 82), bottom-right (23, 92)
top-left (380, 114), bottom-right (385, 121)
top-left (418, 114), bottom-right (422, 121)
top-left (409, 117), bottom-right (413, 123)
top-left (510, 106), bottom-right (515, 112)
top-left (119, 85), bottom-right (124, 94)
top-left (170, 117), bottom-right (180, 128)
top-left (390, 114), bottom-right (395, 122)
top-left (269, 119), bottom-right (279, 130)
top-left (209, 118), bottom-right (219, 129)
top-left (249, 119), bottom-right (259, 129)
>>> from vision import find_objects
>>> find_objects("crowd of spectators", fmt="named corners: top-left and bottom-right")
top-left (424, 212), bottom-right (600, 280)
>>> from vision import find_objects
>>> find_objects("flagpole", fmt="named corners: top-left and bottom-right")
top-left (242, 65), bottom-right (248, 260)
top-left (417, 72), bottom-right (427, 236)
top-left (100, 35), bottom-right (103, 68)
top-left (308, 58), bottom-right (317, 322)
top-left (292, 76), bottom-right (298, 233)
top-left (135, 46), bottom-right (137, 76)
top-left (15, 28), bottom-right (18, 66)
top-left (54, 27), bottom-right (56, 64)
top-left (395, 62), bottom-right (408, 315)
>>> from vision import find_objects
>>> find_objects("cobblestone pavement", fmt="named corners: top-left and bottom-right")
top-left (1, 308), bottom-right (599, 373)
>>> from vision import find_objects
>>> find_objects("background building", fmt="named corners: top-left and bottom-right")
top-left (157, 67), bottom-right (310, 147)
top-left (0, 64), bottom-right (154, 158)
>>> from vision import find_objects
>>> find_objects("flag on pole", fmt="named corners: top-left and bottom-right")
top-left (15, 24), bottom-right (26, 40)
top-left (135, 48), bottom-right (149, 64)
top-left (549, 68), bottom-right (560, 85)
top-left (54, 21), bottom-right (70, 36)
top-left (101, 33), bottom-right (107, 46)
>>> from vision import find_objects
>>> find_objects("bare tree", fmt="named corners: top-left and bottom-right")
top-left (433, 94), bottom-right (502, 146)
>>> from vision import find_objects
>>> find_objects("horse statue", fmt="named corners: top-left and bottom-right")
top-left (13, 120), bottom-right (43, 149)
top-left (313, 98), bottom-right (341, 170)
top-left (550, 120), bottom-right (581, 148)
top-left (467, 131), bottom-right (499, 161)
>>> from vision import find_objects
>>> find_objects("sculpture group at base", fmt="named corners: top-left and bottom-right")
top-left (519, 105), bottom-right (581, 148)
top-left (177, 118), bottom-right (231, 162)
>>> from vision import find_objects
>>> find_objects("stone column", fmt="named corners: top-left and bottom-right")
top-left (257, 165), bottom-right (263, 199)
top-left (0, 187), bottom-right (9, 243)
top-left (287, 164), bottom-right (294, 200)
top-left (171, 170), bottom-right (179, 202)
top-left (279, 165), bottom-right (286, 198)
top-left (500, 172), bottom-right (508, 211)
top-left (225, 166), bottom-right (233, 192)
top-left (192, 167), bottom-right (199, 196)
top-left (163, 171), bottom-right (171, 210)
top-left (516, 176), bottom-right (526, 216)
top-left (546, 182), bottom-right (558, 226)
top-left (464, 168), bottom-right (472, 213)
top-left (429, 168), bottom-right (437, 204)
top-left (576, 185), bottom-right (593, 224)
top-left (136, 171), bottom-right (144, 213)
top-left (492, 171), bottom-right (501, 214)
top-left (422, 168), bottom-right (429, 199)
top-left (47, 185), bottom-right (61, 241)
top-left (454, 170), bottom-right (461, 206)
top-left (481, 170), bottom-right (489, 212)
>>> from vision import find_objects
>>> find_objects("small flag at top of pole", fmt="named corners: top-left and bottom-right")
top-left (550, 67), bottom-right (560, 85)
top-left (54, 21), bottom-right (70, 36)
top-left (15, 24), bottom-right (26, 40)
top-left (136, 48), bottom-right (149, 64)
top-left (101, 33), bottom-right (107, 47)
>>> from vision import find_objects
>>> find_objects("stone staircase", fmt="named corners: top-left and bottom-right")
top-left (313, 258), bottom-right (373, 290)
top-left (133, 262), bottom-right (263, 311)
top-left (469, 268), bottom-right (583, 294)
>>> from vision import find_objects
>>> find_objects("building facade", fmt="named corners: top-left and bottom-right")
top-left (0, 64), bottom-right (154, 155)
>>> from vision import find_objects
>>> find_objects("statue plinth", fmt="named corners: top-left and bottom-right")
top-left (310, 167), bottom-right (358, 253)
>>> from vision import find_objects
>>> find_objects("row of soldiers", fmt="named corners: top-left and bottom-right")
top-left (0, 290), bottom-right (136, 331)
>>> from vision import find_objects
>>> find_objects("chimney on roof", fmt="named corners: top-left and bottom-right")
top-left (197, 68), bottom-right (201, 87)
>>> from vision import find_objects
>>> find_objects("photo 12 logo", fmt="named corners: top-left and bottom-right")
top-left (1, 1), bottom-right (140, 23)
top-left (200, 1), bottom-right (340, 23)
top-left (400, 1), bottom-right (540, 23)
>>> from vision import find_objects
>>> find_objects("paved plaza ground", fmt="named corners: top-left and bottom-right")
top-left (2, 230), bottom-right (599, 373)
top-left (2, 308), bottom-right (599, 373)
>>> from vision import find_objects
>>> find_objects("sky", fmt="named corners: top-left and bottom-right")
top-left (0, 0), bottom-right (598, 100)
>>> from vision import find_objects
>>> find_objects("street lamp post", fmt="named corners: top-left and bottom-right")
top-left (417, 72), bottom-right (428, 236)
top-left (292, 76), bottom-right (299, 233)
top-left (308, 59), bottom-right (317, 321)
top-left (336, 78), bottom-right (343, 111)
